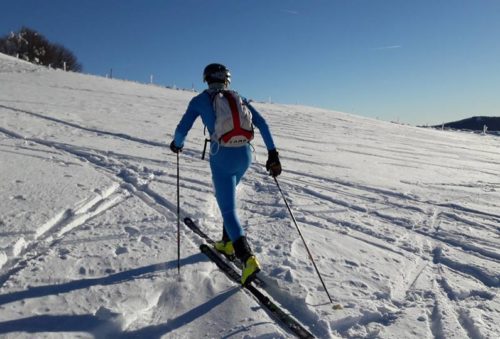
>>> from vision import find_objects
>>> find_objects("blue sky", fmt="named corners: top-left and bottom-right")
top-left (1, 0), bottom-right (499, 125)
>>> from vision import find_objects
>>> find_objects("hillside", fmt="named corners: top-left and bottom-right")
top-left (435, 116), bottom-right (500, 132)
top-left (0, 52), bottom-right (499, 338)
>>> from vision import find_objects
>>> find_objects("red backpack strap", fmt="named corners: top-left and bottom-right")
top-left (220, 91), bottom-right (253, 143)
top-left (222, 91), bottom-right (242, 129)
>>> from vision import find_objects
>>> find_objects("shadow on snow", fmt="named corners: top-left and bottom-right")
top-left (0, 253), bottom-right (203, 306)
top-left (0, 252), bottom-right (243, 337)
top-left (0, 288), bottom-right (239, 338)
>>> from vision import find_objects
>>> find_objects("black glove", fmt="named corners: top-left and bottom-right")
top-left (266, 149), bottom-right (282, 177)
top-left (170, 140), bottom-right (183, 153)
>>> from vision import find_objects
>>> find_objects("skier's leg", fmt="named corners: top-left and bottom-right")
top-left (234, 145), bottom-right (252, 185)
top-left (210, 146), bottom-right (251, 242)
top-left (212, 172), bottom-right (244, 241)
top-left (210, 146), bottom-right (259, 284)
top-left (212, 173), bottom-right (260, 285)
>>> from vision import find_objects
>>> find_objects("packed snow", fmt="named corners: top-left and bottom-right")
top-left (0, 52), bottom-right (499, 338)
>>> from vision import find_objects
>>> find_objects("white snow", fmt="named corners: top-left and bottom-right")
top-left (0, 51), bottom-right (499, 338)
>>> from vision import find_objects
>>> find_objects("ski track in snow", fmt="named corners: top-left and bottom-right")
top-left (0, 118), bottom-right (306, 336)
top-left (280, 169), bottom-right (500, 286)
top-left (0, 175), bottom-right (127, 277)
top-left (0, 104), bottom-right (167, 147)
top-left (1, 54), bottom-right (499, 338)
top-left (0, 124), bottom-right (165, 280)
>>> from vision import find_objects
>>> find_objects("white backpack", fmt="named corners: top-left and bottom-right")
top-left (210, 90), bottom-right (254, 147)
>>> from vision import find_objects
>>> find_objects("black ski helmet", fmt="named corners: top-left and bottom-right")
top-left (203, 63), bottom-right (231, 84)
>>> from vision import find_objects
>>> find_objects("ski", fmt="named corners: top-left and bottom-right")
top-left (200, 243), bottom-right (315, 339)
top-left (183, 217), bottom-right (265, 287)
top-left (183, 217), bottom-right (215, 245)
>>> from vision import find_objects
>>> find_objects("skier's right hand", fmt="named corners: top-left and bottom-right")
top-left (266, 149), bottom-right (282, 177)
top-left (170, 140), bottom-right (183, 153)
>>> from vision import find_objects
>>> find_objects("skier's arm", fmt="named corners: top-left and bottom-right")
top-left (244, 100), bottom-right (281, 176)
top-left (173, 99), bottom-right (200, 148)
top-left (246, 102), bottom-right (276, 151)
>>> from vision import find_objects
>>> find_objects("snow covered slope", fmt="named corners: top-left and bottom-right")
top-left (0, 52), bottom-right (499, 338)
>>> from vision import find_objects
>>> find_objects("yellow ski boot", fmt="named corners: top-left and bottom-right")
top-left (214, 240), bottom-right (235, 261)
top-left (241, 255), bottom-right (261, 286)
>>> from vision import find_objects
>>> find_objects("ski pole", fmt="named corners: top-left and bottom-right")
top-left (273, 176), bottom-right (334, 304)
top-left (176, 151), bottom-right (181, 275)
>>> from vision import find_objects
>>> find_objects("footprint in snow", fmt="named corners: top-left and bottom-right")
top-left (124, 226), bottom-right (140, 237)
top-left (10, 195), bottom-right (26, 201)
top-left (344, 259), bottom-right (360, 268)
top-left (347, 280), bottom-right (369, 288)
top-left (115, 246), bottom-right (129, 255)
top-left (140, 236), bottom-right (153, 247)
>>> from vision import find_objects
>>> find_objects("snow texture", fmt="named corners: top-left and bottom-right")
top-left (0, 52), bottom-right (499, 338)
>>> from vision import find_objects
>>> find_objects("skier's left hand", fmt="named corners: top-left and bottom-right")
top-left (170, 140), bottom-right (183, 153)
top-left (266, 149), bottom-right (282, 177)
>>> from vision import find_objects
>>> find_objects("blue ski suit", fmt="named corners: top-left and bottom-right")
top-left (173, 90), bottom-right (276, 241)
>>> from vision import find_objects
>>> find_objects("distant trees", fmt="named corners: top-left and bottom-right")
top-left (0, 27), bottom-right (82, 72)
top-left (434, 116), bottom-right (500, 132)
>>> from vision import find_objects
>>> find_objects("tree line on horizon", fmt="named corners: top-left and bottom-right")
top-left (0, 26), bottom-right (82, 72)
top-left (434, 116), bottom-right (500, 132)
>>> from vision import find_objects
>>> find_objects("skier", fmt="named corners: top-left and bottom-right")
top-left (170, 63), bottom-right (281, 285)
